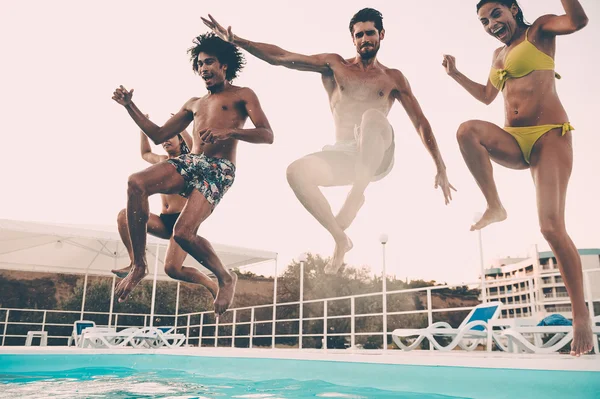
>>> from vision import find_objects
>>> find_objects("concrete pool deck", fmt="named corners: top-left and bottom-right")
top-left (2, 346), bottom-right (599, 372)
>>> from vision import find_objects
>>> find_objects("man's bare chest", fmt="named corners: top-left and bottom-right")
top-left (330, 69), bottom-right (395, 102)
top-left (191, 96), bottom-right (245, 120)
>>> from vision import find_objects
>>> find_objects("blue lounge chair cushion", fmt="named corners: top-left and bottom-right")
top-left (466, 306), bottom-right (499, 331)
top-left (537, 314), bottom-right (572, 327)
top-left (76, 322), bottom-right (95, 335)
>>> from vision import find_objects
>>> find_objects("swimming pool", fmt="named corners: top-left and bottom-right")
top-left (1, 349), bottom-right (599, 398)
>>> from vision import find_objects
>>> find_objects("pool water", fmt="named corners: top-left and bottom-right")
top-left (1, 354), bottom-right (598, 399)
top-left (0, 367), bottom-right (459, 398)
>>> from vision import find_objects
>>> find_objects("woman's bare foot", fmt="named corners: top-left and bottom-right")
top-left (214, 272), bottom-right (238, 315)
top-left (336, 193), bottom-right (366, 231)
top-left (115, 265), bottom-right (147, 302)
top-left (111, 264), bottom-right (132, 279)
top-left (325, 235), bottom-right (353, 275)
top-left (571, 316), bottom-right (594, 356)
top-left (471, 206), bottom-right (507, 231)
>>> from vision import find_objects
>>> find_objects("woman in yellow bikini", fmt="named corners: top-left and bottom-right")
top-left (442, 0), bottom-right (592, 356)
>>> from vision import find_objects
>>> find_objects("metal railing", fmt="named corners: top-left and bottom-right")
top-left (0, 278), bottom-right (532, 349)
top-left (1, 269), bottom-right (597, 349)
top-left (151, 282), bottom-right (490, 350)
top-left (0, 308), bottom-right (174, 346)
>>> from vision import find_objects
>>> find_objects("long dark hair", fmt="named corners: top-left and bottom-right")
top-left (476, 0), bottom-right (528, 27)
top-left (177, 134), bottom-right (190, 154)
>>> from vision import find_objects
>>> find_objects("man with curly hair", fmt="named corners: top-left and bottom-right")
top-left (110, 116), bottom-right (220, 302)
top-left (112, 33), bottom-right (274, 315)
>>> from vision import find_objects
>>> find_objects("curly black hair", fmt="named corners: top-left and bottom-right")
top-left (188, 33), bottom-right (246, 82)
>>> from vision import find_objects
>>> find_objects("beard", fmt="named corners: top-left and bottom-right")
top-left (358, 44), bottom-right (379, 60)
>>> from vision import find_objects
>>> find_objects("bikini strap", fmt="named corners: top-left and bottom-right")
top-left (525, 27), bottom-right (530, 42)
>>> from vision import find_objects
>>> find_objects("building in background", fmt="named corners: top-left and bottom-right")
top-left (483, 248), bottom-right (600, 320)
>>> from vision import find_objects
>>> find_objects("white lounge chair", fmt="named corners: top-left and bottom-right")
top-left (499, 315), bottom-right (600, 354)
top-left (78, 326), bottom-right (156, 348)
top-left (137, 326), bottom-right (186, 348)
top-left (78, 326), bottom-right (185, 349)
top-left (67, 320), bottom-right (97, 347)
top-left (391, 301), bottom-right (503, 351)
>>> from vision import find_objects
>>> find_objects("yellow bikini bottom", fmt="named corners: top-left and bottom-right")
top-left (504, 122), bottom-right (574, 164)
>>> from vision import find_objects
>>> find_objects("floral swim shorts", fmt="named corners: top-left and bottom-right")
top-left (166, 153), bottom-right (235, 206)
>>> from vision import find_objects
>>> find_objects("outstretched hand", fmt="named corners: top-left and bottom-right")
top-left (434, 170), bottom-right (457, 205)
top-left (201, 14), bottom-right (234, 43)
top-left (112, 85), bottom-right (134, 106)
top-left (442, 55), bottom-right (458, 76)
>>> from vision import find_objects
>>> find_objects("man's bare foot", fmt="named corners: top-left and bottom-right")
top-left (470, 206), bottom-right (507, 231)
top-left (336, 193), bottom-right (365, 231)
top-left (111, 264), bottom-right (132, 279)
top-left (325, 235), bottom-right (353, 275)
top-left (571, 316), bottom-right (594, 356)
top-left (115, 265), bottom-right (148, 302)
top-left (206, 280), bottom-right (219, 300)
top-left (214, 272), bottom-right (238, 315)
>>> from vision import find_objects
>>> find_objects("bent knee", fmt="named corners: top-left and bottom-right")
top-left (287, 155), bottom-right (340, 188)
top-left (172, 229), bottom-right (192, 248)
top-left (360, 109), bottom-right (392, 144)
top-left (286, 159), bottom-right (311, 186)
top-left (361, 109), bottom-right (387, 125)
top-left (172, 221), bottom-right (198, 246)
top-left (127, 174), bottom-right (147, 194)
top-left (287, 158), bottom-right (333, 188)
top-left (164, 264), bottom-right (181, 279)
top-left (361, 109), bottom-right (390, 134)
top-left (456, 120), bottom-right (483, 143)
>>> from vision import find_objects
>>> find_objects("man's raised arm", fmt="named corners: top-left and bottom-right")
top-left (202, 14), bottom-right (341, 74)
top-left (112, 85), bottom-right (194, 145)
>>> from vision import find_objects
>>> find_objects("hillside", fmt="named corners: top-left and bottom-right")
top-left (0, 254), bottom-right (481, 348)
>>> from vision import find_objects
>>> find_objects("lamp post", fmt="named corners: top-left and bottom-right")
top-left (298, 252), bottom-right (308, 349)
top-left (379, 233), bottom-right (388, 350)
top-left (473, 213), bottom-right (487, 303)
top-left (149, 243), bottom-right (160, 327)
top-left (271, 255), bottom-right (278, 349)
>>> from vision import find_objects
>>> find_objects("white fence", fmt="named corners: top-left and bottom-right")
top-left (0, 278), bottom-right (528, 349)
top-left (1, 270), bottom-right (597, 349)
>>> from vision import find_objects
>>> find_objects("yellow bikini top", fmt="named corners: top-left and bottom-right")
top-left (489, 28), bottom-right (560, 91)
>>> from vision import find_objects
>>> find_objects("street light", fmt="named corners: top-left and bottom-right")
top-left (473, 212), bottom-right (487, 303)
top-left (379, 234), bottom-right (388, 350)
top-left (297, 252), bottom-right (308, 349)
top-left (379, 233), bottom-right (389, 245)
